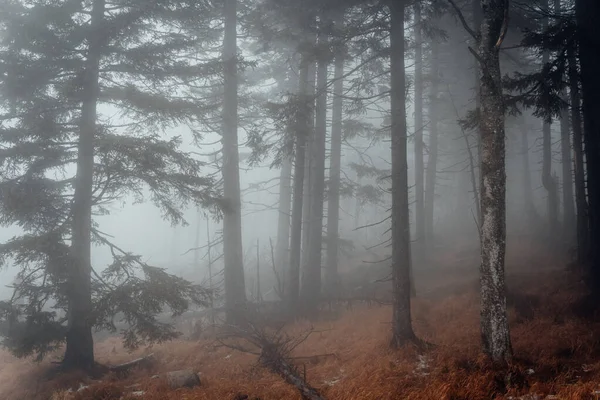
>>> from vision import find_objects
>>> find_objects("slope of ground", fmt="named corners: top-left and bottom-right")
top-left (2, 239), bottom-right (598, 400)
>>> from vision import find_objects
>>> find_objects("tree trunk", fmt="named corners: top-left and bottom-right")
top-left (424, 39), bottom-right (439, 250)
top-left (302, 27), bottom-right (328, 313)
top-left (568, 48), bottom-right (589, 263)
top-left (288, 60), bottom-right (310, 313)
top-left (325, 19), bottom-right (344, 296)
top-left (275, 154), bottom-right (293, 291)
top-left (222, 0), bottom-right (246, 324)
top-left (519, 116), bottom-right (537, 224)
top-left (555, 0), bottom-right (575, 246)
top-left (541, 0), bottom-right (559, 237)
top-left (301, 61), bottom-right (316, 273)
top-left (478, 0), bottom-right (512, 363)
top-left (575, 0), bottom-right (600, 288)
top-left (389, 0), bottom-right (416, 347)
top-left (413, 1), bottom-right (425, 261)
top-left (473, 0), bottom-right (483, 203)
top-left (63, 0), bottom-right (104, 371)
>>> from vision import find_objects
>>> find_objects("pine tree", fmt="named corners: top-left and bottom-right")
top-left (0, 0), bottom-right (222, 369)
top-left (575, 0), bottom-right (600, 292)
top-left (389, 0), bottom-right (417, 347)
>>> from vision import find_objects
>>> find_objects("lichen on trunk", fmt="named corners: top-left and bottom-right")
top-left (477, 0), bottom-right (512, 363)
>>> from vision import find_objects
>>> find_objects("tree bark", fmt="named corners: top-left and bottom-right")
top-left (222, 0), bottom-right (246, 324)
top-left (575, 0), bottom-right (600, 288)
top-left (554, 0), bottom-right (575, 246)
top-left (275, 154), bottom-right (293, 292)
top-left (424, 39), bottom-right (439, 250)
top-left (478, 0), bottom-right (512, 363)
top-left (301, 61), bottom-right (316, 274)
top-left (519, 116), bottom-right (536, 223)
top-left (288, 61), bottom-right (310, 313)
top-left (389, 0), bottom-right (416, 347)
top-left (413, 1), bottom-right (425, 260)
top-left (568, 48), bottom-right (589, 263)
top-left (557, 4), bottom-right (575, 243)
top-left (63, 0), bottom-right (105, 371)
top-left (541, 0), bottom-right (559, 237)
top-left (302, 27), bottom-right (328, 313)
top-left (325, 18), bottom-right (344, 297)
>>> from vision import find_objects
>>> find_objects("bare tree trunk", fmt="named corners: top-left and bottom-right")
top-left (473, 0), bottom-right (483, 200)
top-left (478, 0), bottom-right (512, 364)
top-left (447, 86), bottom-right (481, 225)
top-left (288, 60), bottom-right (310, 313)
top-left (63, 0), bottom-right (104, 371)
top-left (302, 26), bottom-right (329, 313)
top-left (560, 102), bottom-right (575, 241)
top-left (519, 116), bottom-right (537, 223)
top-left (301, 61), bottom-right (316, 273)
top-left (424, 39), bottom-right (439, 250)
top-left (575, 0), bottom-right (600, 288)
top-left (275, 155), bottom-right (293, 290)
top-left (413, 1), bottom-right (425, 260)
top-left (389, 0), bottom-right (416, 347)
top-left (325, 17), bottom-right (345, 296)
top-left (541, 0), bottom-right (559, 236)
top-left (555, 0), bottom-right (575, 246)
top-left (222, 0), bottom-right (246, 324)
top-left (568, 48), bottom-right (589, 263)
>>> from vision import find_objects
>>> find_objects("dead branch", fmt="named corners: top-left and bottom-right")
top-left (108, 353), bottom-right (155, 375)
top-left (446, 0), bottom-right (479, 40)
top-left (218, 322), bottom-right (326, 400)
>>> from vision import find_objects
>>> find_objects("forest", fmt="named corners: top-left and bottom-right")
top-left (0, 0), bottom-right (599, 398)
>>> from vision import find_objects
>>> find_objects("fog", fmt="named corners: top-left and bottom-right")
top-left (1, 2), bottom-right (590, 394)
top-left (0, 11), bottom-right (561, 301)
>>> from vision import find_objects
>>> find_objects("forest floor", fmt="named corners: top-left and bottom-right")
top-left (3, 237), bottom-right (600, 400)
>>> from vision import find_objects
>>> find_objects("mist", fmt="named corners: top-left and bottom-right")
top-left (0, 0), bottom-right (598, 398)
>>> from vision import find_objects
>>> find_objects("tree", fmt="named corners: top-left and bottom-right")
top-left (288, 59), bottom-right (311, 313)
top-left (568, 47), bottom-right (588, 263)
top-left (413, 1), bottom-right (426, 260)
top-left (477, 0), bottom-right (512, 363)
top-left (64, 0), bottom-right (104, 370)
top-left (575, 0), bottom-right (600, 291)
top-left (519, 114), bottom-right (537, 222)
top-left (222, 0), bottom-right (247, 324)
top-left (556, 0), bottom-right (575, 242)
top-left (302, 18), bottom-right (330, 313)
top-left (0, 0), bottom-right (220, 369)
top-left (389, 0), bottom-right (417, 347)
top-left (540, 0), bottom-right (559, 237)
top-left (424, 36), bottom-right (440, 249)
top-left (275, 154), bottom-right (293, 292)
top-left (325, 15), bottom-right (345, 297)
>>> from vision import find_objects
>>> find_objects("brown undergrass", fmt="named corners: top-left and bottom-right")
top-left (2, 240), bottom-right (600, 400)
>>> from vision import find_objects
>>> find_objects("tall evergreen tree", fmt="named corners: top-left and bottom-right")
top-left (325, 14), bottom-right (345, 297)
top-left (575, 0), bottom-right (600, 291)
top-left (389, 0), bottom-right (417, 347)
top-left (413, 1), bottom-right (426, 260)
top-left (0, 0), bottom-right (221, 369)
top-left (221, 0), bottom-right (247, 324)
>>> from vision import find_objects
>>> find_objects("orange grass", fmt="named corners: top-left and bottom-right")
top-left (2, 243), bottom-right (599, 400)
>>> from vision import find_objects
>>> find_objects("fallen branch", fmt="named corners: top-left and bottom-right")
top-left (108, 353), bottom-right (155, 375)
top-left (218, 322), bottom-right (326, 400)
top-left (262, 344), bottom-right (326, 400)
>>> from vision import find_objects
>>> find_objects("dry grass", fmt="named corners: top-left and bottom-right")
top-left (2, 240), bottom-right (600, 400)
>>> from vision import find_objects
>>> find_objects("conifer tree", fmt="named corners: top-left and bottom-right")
top-left (0, 0), bottom-right (223, 369)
